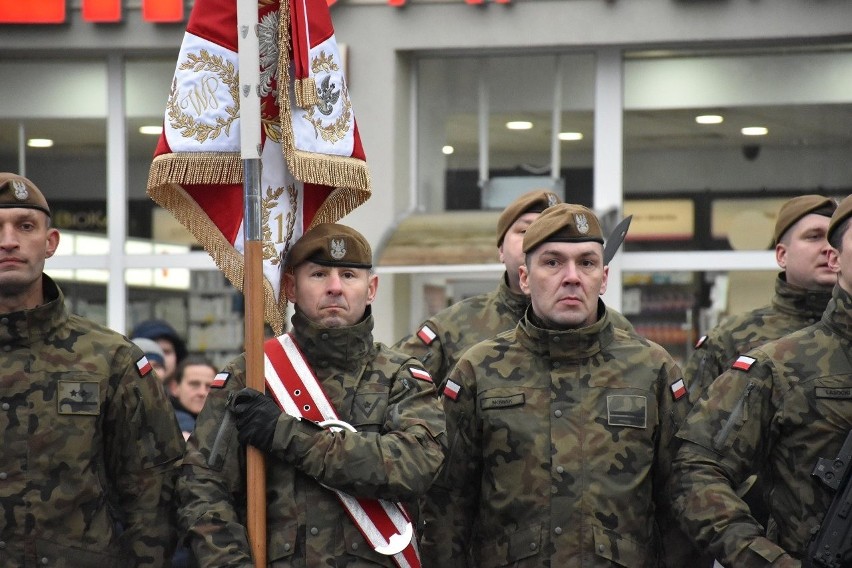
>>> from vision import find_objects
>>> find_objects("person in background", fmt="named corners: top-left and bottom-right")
top-left (394, 190), bottom-right (635, 389)
top-left (681, 194), bottom-right (837, 533)
top-left (171, 354), bottom-right (217, 441)
top-left (177, 223), bottom-right (446, 565)
top-left (131, 336), bottom-right (167, 380)
top-left (130, 317), bottom-right (188, 396)
top-left (0, 172), bottom-right (183, 567)
top-left (420, 203), bottom-right (692, 566)
top-left (671, 194), bottom-right (852, 567)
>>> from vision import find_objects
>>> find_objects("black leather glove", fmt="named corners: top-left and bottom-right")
top-left (229, 387), bottom-right (282, 452)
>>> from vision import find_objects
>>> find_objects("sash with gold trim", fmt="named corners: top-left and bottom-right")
top-left (263, 334), bottom-right (422, 568)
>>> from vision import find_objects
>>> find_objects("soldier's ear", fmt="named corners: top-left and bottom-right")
top-left (519, 263), bottom-right (530, 295)
top-left (828, 248), bottom-right (840, 274)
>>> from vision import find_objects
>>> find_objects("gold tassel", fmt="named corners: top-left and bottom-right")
top-left (294, 77), bottom-right (318, 109)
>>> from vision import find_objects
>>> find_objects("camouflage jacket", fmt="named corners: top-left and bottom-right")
top-left (672, 284), bottom-right (852, 566)
top-left (683, 272), bottom-right (832, 404)
top-left (394, 273), bottom-right (635, 389)
top-left (177, 308), bottom-right (446, 567)
top-left (420, 305), bottom-right (690, 568)
top-left (0, 275), bottom-right (184, 568)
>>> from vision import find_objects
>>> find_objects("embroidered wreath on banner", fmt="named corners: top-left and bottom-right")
top-left (261, 184), bottom-right (297, 267)
top-left (167, 50), bottom-right (240, 142)
top-left (302, 51), bottom-right (351, 143)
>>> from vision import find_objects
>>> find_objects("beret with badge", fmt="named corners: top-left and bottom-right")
top-left (772, 194), bottom-right (836, 245)
top-left (522, 203), bottom-right (604, 254)
top-left (0, 172), bottom-right (51, 217)
top-left (828, 194), bottom-right (852, 244)
top-left (286, 223), bottom-right (373, 269)
top-left (496, 189), bottom-right (561, 246)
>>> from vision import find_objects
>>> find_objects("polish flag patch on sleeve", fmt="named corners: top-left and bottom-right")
top-left (409, 367), bottom-right (433, 383)
top-left (416, 325), bottom-right (437, 346)
top-left (694, 335), bottom-right (708, 349)
top-left (211, 372), bottom-right (230, 388)
top-left (670, 378), bottom-right (687, 401)
top-left (136, 356), bottom-right (152, 377)
top-left (443, 380), bottom-right (461, 401)
top-left (732, 355), bottom-right (756, 371)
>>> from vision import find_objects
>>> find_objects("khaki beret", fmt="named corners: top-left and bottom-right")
top-left (773, 194), bottom-right (836, 245)
top-left (0, 173), bottom-right (50, 217)
top-left (828, 194), bottom-right (852, 243)
top-left (286, 223), bottom-right (372, 269)
top-left (523, 203), bottom-right (604, 253)
top-left (496, 189), bottom-right (561, 246)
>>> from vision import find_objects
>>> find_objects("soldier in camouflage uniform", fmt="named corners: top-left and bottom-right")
top-left (395, 190), bottom-right (634, 389)
top-left (0, 173), bottom-right (184, 567)
top-left (177, 223), bottom-right (446, 566)
top-left (681, 195), bottom-right (837, 536)
top-left (420, 203), bottom-right (692, 567)
top-left (671, 194), bottom-right (852, 567)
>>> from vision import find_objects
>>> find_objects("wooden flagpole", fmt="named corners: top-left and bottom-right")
top-left (236, 0), bottom-right (266, 565)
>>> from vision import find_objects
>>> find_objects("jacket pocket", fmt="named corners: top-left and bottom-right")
top-left (592, 525), bottom-right (648, 568)
top-left (478, 523), bottom-right (542, 567)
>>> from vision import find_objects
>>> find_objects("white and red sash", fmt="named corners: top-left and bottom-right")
top-left (263, 334), bottom-right (422, 568)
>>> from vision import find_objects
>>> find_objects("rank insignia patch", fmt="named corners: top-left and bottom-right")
top-left (211, 372), bottom-right (230, 388)
top-left (670, 379), bottom-right (687, 401)
top-left (58, 380), bottom-right (100, 415)
top-left (409, 367), bottom-right (433, 383)
top-left (443, 380), bottom-right (461, 401)
top-left (732, 355), bottom-right (756, 371)
top-left (416, 325), bottom-right (437, 346)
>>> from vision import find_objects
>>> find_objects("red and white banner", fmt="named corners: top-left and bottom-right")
top-left (147, 0), bottom-right (370, 334)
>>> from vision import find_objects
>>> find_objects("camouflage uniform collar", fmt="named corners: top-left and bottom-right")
top-left (516, 299), bottom-right (613, 359)
top-left (821, 285), bottom-right (852, 342)
top-left (497, 272), bottom-right (530, 319)
top-left (289, 306), bottom-right (375, 372)
top-left (774, 272), bottom-right (833, 319)
top-left (0, 274), bottom-right (67, 345)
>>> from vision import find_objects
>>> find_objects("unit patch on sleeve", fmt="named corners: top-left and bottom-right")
top-left (732, 355), bottom-right (756, 372)
top-left (694, 335), bottom-right (708, 349)
top-left (136, 356), bottom-right (152, 377)
top-left (670, 378), bottom-right (687, 401)
top-left (443, 380), bottom-right (461, 401)
top-left (409, 367), bottom-right (433, 383)
top-left (416, 324), bottom-right (437, 346)
top-left (211, 372), bottom-right (231, 388)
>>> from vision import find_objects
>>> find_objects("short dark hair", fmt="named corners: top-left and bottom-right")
top-left (829, 218), bottom-right (851, 251)
top-left (174, 355), bottom-right (217, 384)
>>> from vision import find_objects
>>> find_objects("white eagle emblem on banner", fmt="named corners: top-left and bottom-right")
top-left (330, 238), bottom-right (346, 260)
top-left (575, 213), bottom-right (589, 234)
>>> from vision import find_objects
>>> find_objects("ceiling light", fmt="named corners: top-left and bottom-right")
top-left (741, 126), bottom-right (768, 136)
top-left (506, 121), bottom-right (533, 130)
top-left (695, 114), bottom-right (723, 124)
top-left (27, 138), bottom-right (53, 148)
top-left (558, 132), bottom-right (583, 141)
top-left (139, 125), bottom-right (163, 135)
top-left (442, 145), bottom-right (454, 155)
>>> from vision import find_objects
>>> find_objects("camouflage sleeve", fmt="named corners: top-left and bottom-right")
top-left (671, 357), bottom-right (790, 567)
top-left (420, 358), bottom-right (480, 567)
top-left (267, 358), bottom-right (446, 501)
top-left (393, 321), bottom-right (449, 389)
top-left (683, 323), bottom-right (739, 406)
top-left (177, 359), bottom-right (254, 568)
top-left (105, 345), bottom-right (185, 567)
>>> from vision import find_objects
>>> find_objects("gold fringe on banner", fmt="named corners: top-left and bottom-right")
top-left (147, 175), bottom-right (288, 335)
top-left (294, 77), bottom-right (318, 109)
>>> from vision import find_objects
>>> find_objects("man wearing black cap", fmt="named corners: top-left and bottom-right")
top-left (394, 190), bottom-right (634, 390)
top-left (421, 203), bottom-right (691, 566)
top-left (177, 223), bottom-right (446, 566)
top-left (672, 194), bottom-right (852, 567)
top-left (0, 173), bottom-right (184, 566)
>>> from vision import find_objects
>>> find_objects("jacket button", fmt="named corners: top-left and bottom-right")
top-left (599, 544), bottom-right (605, 553)
top-left (310, 527), bottom-right (319, 535)
top-left (554, 527), bottom-right (562, 535)
top-left (0, 472), bottom-right (7, 480)
top-left (351, 542), bottom-right (359, 551)
top-left (283, 543), bottom-right (291, 551)
top-left (41, 558), bottom-right (49, 565)
top-left (556, 466), bottom-right (564, 474)
top-left (0, 540), bottom-right (6, 549)
top-left (1, 403), bottom-right (9, 411)
top-left (554, 410), bottom-right (563, 418)
top-left (529, 542), bottom-right (537, 550)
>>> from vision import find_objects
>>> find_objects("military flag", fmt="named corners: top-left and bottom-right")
top-left (147, 0), bottom-right (371, 335)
